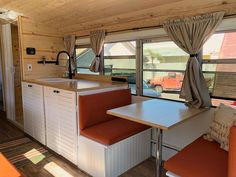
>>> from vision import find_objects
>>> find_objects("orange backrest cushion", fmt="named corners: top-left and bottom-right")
top-left (79, 89), bottom-right (131, 130)
top-left (0, 153), bottom-right (21, 177)
top-left (228, 126), bottom-right (236, 177)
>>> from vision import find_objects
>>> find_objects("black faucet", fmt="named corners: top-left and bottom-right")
top-left (56, 51), bottom-right (73, 79)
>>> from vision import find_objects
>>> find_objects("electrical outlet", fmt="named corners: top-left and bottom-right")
top-left (27, 64), bottom-right (32, 71)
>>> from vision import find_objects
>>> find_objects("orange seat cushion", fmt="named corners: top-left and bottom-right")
top-left (0, 153), bottom-right (21, 177)
top-left (164, 137), bottom-right (228, 177)
top-left (79, 89), bottom-right (131, 130)
top-left (80, 118), bottom-right (149, 145)
top-left (228, 126), bottom-right (236, 177)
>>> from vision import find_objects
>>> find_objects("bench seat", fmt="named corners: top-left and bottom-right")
top-left (78, 89), bottom-right (151, 177)
top-left (164, 137), bottom-right (228, 177)
top-left (81, 118), bottom-right (149, 145)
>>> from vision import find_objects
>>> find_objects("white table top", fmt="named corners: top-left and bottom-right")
top-left (107, 99), bottom-right (208, 130)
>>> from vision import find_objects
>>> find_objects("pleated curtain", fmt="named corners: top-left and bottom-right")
top-left (64, 35), bottom-right (76, 71)
top-left (89, 30), bottom-right (106, 72)
top-left (163, 12), bottom-right (224, 108)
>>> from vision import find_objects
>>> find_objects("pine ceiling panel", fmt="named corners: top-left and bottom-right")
top-left (1, 0), bottom-right (236, 35)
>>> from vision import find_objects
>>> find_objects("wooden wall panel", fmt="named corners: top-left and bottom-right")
top-left (23, 59), bottom-right (65, 80)
top-left (18, 16), bottom-right (65, 80)
top-left (11, 24), bottom-right (23, 123)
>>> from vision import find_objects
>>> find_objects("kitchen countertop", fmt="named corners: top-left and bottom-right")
top-left (23, 78), bottom-right (128, 92)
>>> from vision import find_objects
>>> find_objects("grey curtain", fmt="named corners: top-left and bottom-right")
top-left (89, 30), bottom-right (106, 72)
top-left (163, 12), bottom-right (224, 108)
top-left (64, 35), bottom-right (76, 71)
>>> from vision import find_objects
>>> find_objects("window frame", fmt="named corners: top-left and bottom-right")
top-left (200, 30), bottom-right (236, 102)
top-left (139, 37), bottom-right (188, 101)
top-left (103, 40), bottom-right (138, 95)
top-left (75, 44), bottom-right (103, 75)
top-left (75, 44), bottom-right (92, 72)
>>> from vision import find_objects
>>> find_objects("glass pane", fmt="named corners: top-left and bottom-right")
top-left (202, 73), bottom-right (215, 95)
top-left (104, 58), bottom-right (135, 69)
top-left (203, 63), bottom-right (236, 72)
top-left (143, 71), bottom-right (185, 101)
top-left (143, 41), bottom-right (189, 70)
top-left (76, 48), bottom-right (95, 73)
top-left (104, 41), bottom-right (136, 56)
top-left (104, 69), bottom-right (136, 94)
top-left (211, 99), bottom-right (235, 107)
top-left (213, 72), bottom-right (236, 98)
top-left (203, 32), bottom-right (236, 59)
top-left (77, 68), bottom-right (98, 75)
top-left (203, 62), bottom-right (236, 99)
top-left (104, 41), bottom-right (136, 94)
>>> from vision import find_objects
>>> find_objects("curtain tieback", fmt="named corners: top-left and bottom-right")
top-left (190, 54), bottom-right (198, 57)
top-left (96, 55), bottom-right (101, 57)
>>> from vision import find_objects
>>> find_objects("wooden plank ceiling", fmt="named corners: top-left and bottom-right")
top-left (1, 0), bottom-right (236, 36)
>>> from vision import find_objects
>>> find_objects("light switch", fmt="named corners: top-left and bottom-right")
top-left (27, 64), bottom-right (32, 71)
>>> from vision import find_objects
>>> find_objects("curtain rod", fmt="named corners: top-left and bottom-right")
top-left (75, 13), bottom-right (236, 39)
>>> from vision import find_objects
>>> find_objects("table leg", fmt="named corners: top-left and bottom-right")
top-left (156, 128), bottom-right (163, 177)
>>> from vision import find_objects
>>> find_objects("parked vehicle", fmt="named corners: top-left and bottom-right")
top-left (129, 80), bottom-right (161, 97)
top-left (149, 72), bottom-right (183, 92)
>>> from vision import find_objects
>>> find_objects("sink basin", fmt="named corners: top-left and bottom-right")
top-left (35, 78), bottom-right (78, 82)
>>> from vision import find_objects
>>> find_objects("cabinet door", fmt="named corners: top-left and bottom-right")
top-left (44, 87), bottom-right (61, 154)
top-left (22, 82), bottom-right (34, 137)
top-left (44, 87), bottom-right (78, 164)
top-left (57, 90), bottom-right (77, 164)
top-left (22, 82), bottom-right (45, 145)
top-left (30, 84), bottom-right (45, 145)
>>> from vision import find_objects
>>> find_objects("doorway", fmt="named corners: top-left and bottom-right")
top-left (11, 24), bottom-right (23, 125)
top-left (1, 23), bottom-right (23, 127)
top-left (0, 56), bottom-right (3, 111)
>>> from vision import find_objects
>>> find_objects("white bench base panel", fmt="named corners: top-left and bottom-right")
top-left (78, 129), bottom-right (151, 177)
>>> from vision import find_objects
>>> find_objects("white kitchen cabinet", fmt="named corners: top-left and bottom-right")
top-left (44, 86), bottom-right (78, 164)
top-left (22, 82), bottom-right (46, 145)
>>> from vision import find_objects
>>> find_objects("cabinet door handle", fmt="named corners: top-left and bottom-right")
top-left (28, 84), bottom-right (32, 88)
top-left (53, 90), bottom-right (60, 93)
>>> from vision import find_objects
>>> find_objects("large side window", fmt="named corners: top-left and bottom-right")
top-left (103, 41), bottom-right (137, 94)
top-left (75, 47), bottom-right (97, 75)
top-left (202, 32), bottom-right (236, 106)
top-left (142, 40), bottom-right (189, 100)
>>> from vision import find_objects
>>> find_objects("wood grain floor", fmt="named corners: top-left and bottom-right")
top-left (0, 112), bottom-right (166, 177)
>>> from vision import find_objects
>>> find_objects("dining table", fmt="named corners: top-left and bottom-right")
top-left (107, 99), bottom-right (207, 177)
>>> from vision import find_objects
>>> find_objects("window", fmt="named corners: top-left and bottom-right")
top-left (96, 31), bottom-right (235, 106)
top-left (142, 40), bottom-right (189, 100)
top-left (75, 47), bottom-right (97, 75)
top-left (103, 41), bottom-right (137, 94)
top-left (202, 32), bottom-right (236, 106)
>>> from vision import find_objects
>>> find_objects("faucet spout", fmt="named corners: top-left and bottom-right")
top-left (56, 51), bottom-right (73, 79)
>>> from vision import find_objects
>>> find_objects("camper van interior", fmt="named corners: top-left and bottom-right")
top-left (0, 1), bottom-right (236, 177)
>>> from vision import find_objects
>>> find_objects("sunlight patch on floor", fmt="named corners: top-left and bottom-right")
top-left (23, 148), bottom-right (45, 164)
top-left (44, 162), bottom-right (74, 177)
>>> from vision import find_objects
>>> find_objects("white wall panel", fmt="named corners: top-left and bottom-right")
top-left (78, 129), bottom-right (151, 177)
